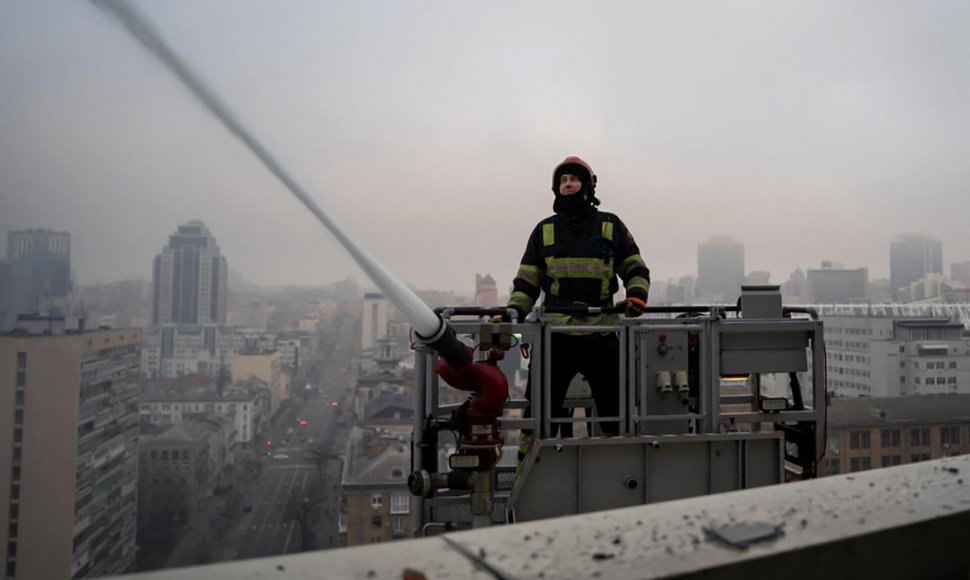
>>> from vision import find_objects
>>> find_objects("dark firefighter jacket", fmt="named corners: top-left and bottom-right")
top-left (508, 210), bottom-right (650, 326)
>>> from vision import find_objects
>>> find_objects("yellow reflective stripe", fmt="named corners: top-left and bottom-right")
top-left (542, 311), bottom-right (621, 332)
top-left (601, 221), bottom-right (613, 241)
top-left (509, 290), bottom-right (534, 308)
top-left (600, 274), bottom-right (612, 301)
top-left (545, 257), bottom-right (613, 279)
top-left (626, 276), bottom-right (651, 294)
top-left (542, 223), bottom-right (555, 246)
top-left (619, 254), bottom-right (645, 276)
top-left (515, 264), bottom-right (541, 287)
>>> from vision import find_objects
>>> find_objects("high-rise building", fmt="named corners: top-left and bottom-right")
top-left (152, 221), bottom-right (228, 325)
top-left (361, 292), bottom-right (390, 353)
top-left (806, 261), bottom-right (869, 303)
top-left (697, 237), bottom-right (744, 303)
top-left (951, 261), bottom-right (970, 286)
top-left (782, 268), bottom-right (807, 303)
top-left (0, 321), bottom-right (141, 579)
top-left (475, 274), bottom-right (499, 308)
top-left (1, 230), bottom-right (72, 330)
top-left (890, 234), bottom-right (942, 300)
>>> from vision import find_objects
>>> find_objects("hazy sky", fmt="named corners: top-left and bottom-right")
top-left (2, 1), bottom-right (969, 296)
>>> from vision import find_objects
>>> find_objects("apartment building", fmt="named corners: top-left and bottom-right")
top-left (822, 394), bottom-right (970, 476)
top-left (0, 323), bottom-right (141, 579)
top-left (339, 422), bottom-right (415, 546)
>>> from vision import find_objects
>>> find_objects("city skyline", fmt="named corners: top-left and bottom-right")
top-left (3, 2), bottom-right (970, 293)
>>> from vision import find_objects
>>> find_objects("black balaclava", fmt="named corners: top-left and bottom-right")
top-left (553, 162), bottom-right (600, 218)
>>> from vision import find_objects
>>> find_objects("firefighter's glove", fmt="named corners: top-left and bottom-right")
top-left (624, 297), bottom-right (647, 318)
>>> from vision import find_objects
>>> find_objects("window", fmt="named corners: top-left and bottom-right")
top-left (392, 516), bottom-right (407, 534)
top-left (941, 427), bottom-right (960, 446)
top-left (150, 450), bottom-right (157, 460)
top-left (371, 493), bottom-right (383, 508)
top-left (911, 453), bottom-right (930, 463)
top-left (899, 360), bottom-right (905, 368)
top-left (949, 361), bottom-right (957, 369)
top-left (914, 377), bottom-right (921, 385)
top-left (910, 428), bottom-right (930, 447)
top-left (371, 515), bottom-right (383, 528)
top-left (17, 352), bottom-right (26, 370)
top-left (926, 377), bottom-right (935, 385)
top-left (390, 492), bottom-right (410, 514)
top-left (948, 377), bottom-right (957, 384)
top-left (371, 538), bottom-right (381, 544)
top-left (849, 457), bottom-right (871, 472)
top-left (161, 450), bottom-right (168, 460)
top-left (913, 361), bottom-right (919, 369)
top-left (849, 431), bottom-right (870, 449)
top-left (881, 455), bottom-right (902, 467)
top-left (880, 429), bottom-right (900, 448)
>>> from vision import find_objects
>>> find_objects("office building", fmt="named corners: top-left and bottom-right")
top-left (361, 292), bottom-right (390, 353)
top-left (806, 261), bottom-right (868, 303)
top-left (821, 394), bottom-right (970, 476)
top-left (1, 230), bottom-right (72, 331)
top-left (0, 321), bottom-right (141, 579)
top-left (152, 221), bottom-right (229, 326)
top-left (952, 261), bottom-right (970, 286)
top-left (822, 315), bottom-right (970, 399)
top-left (890, 234), bottom-right (942, 300)
top-left (697, 237), bottom-right (744, 303)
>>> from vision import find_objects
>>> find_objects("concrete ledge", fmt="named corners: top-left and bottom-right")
top-left (121, 455), bottom-right (970, 580)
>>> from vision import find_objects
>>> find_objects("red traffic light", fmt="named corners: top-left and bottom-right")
top-left (299, 419), bottom-right (308, 426)
top-left (330, 400), bottom-right (339, 408)
top-left (266, 439), bottom-right (272, 446)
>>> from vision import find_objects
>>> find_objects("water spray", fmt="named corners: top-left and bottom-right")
top-left (91, 0), bottom-right (507, 447)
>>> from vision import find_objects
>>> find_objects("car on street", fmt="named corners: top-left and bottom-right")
top-left (274, 453), bottom-right (290, 460)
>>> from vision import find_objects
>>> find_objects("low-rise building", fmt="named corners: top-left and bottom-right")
top-left (232, 349), bottom-right (287, 414)
top-left (138, 421), bottom-right (221, 527)
top-left (140, 377), bottom-right (268, 445)
top-left (339, 422), bottom-right (415, 546)
top-left (821, 394), bottom-right (970, 476)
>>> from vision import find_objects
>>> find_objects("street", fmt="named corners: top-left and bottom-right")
top-left (159, 306), bottom-right (359, 568)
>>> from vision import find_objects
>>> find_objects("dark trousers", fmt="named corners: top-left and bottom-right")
top-left (523, 332), bottom-right (621, 437)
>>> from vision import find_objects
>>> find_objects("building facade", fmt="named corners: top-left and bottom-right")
top-left (822, 315), bottom-right (970, 399)
top-left (474, 274), bottom-right (499, 308)
top-left (0, 324), bottom-right (141, 579)
top-left (141, 323), bottom-right (244, 379)
top-left (697, 237), bottom-right (744, 303)
top-left (1, 230), bottom-right (72, 330)
top-left (890, 234), bottom-right (942, 300)
top-left (339, 423), bottom-right (415, 546)
top-left (361, 292), bottom-right (390, 353)
top-left (821, 394), bottom-right (970, 476)
top-left (806, 262), bottom-right (868, 303)
top-left (152, 221), bottom-right (229, 326)
top-left (232, 350), bottom-right (286, 414)
top-left (140, 378), bottom-right (267, 445)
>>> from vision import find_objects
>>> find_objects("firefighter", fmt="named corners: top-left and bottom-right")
top-left (504, 156), bottom-right (650, 459)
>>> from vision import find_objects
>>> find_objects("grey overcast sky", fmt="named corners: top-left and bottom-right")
top-left (2, 1), bottom-right (969, 295)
